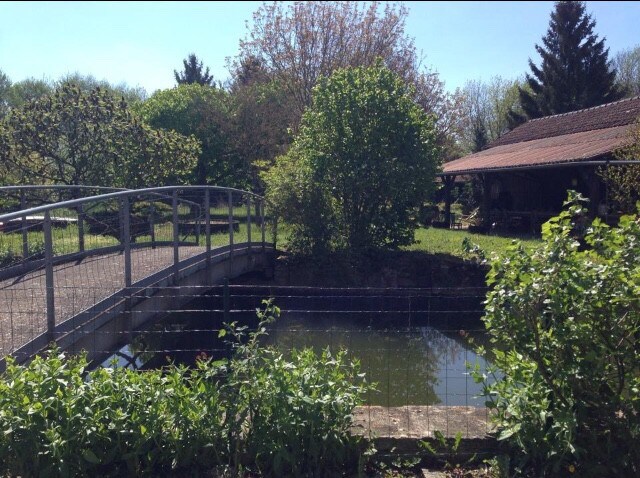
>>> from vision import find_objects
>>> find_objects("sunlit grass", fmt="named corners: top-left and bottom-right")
top-left (406, 227), bottom-right (541, 258)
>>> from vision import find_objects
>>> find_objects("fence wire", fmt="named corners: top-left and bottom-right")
top-left (2, 284), bottom-right (493, 440)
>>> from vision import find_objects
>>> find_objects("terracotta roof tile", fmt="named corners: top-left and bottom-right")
top-left (443, 125), bottom-right (631, 175)
top-left (490, 96), bottom-right (640, 147)
top-left (442, 97), bottom-right (640, 175)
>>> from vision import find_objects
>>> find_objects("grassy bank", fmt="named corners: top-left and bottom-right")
top-left (405, 227), bottom-right (542, 259)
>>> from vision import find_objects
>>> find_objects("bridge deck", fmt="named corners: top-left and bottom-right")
top-left (0, 245), bottom-right (205, 357)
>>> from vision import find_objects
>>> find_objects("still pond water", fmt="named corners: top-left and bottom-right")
top-left (112, 286), bottom-right (491, 408)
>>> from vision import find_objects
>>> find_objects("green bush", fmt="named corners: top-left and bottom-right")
top-left (0, 302), bottom-right (371, 476)
top-left (263, 60), bottom-right (440, 254)
top-left (0, 246), bottom-right (17, 267)
top-left (221, 305), bottom-right (370, 476)
top-left (475, 192), bottom-right (640, 476)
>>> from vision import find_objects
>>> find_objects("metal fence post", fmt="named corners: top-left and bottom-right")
top-left (20, 190), bottom-right (28, 259)
top-left (205, 189), bottom-right (211, 263)
top-left (223, 277), bottom-right (230, 324)
top-left (247, 194), bottom-right (252, 254)
top-left (77, 203), bottom-right (85, 253)
top-left (122, 197), bottom-right (131, 288)
top-left (172, 190), bottom-right (179, 281)
top-left (228, 190), bottom-right (234, 261)
top-left (44, 211), bottom-right (56, 340)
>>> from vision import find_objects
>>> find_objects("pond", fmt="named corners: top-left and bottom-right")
top-left (108, 286), bottom-right (492, 408)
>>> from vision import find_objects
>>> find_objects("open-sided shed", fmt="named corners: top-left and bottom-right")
top-left (440, 96), bottom-right (640, 233)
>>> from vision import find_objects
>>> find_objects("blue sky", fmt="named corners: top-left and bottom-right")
top-left (1, 1), bottom-right (638, 95)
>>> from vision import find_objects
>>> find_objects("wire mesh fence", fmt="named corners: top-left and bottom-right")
top-left (9, 284), bottom-right (494, 440)
top-left (0, 186), bottom-right (492, 441)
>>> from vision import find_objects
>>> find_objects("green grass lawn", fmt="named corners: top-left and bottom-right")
top-left (405, 227), bottom-right (541, 258)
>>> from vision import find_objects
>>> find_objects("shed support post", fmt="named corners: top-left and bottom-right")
top-left (482, 174), bottom-right (492, 229)
top-left (443, 175), bottom-right (456, 227)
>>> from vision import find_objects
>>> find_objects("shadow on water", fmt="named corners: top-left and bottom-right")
top-left (106, 286), bottom-right (492, 408)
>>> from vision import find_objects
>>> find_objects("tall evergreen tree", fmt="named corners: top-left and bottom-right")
top-left (174, 53), bottom-right (214, 86)
top-left (510, 1), bottom-right (622, 124)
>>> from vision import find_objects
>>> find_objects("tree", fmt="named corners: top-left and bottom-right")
top-left (511, 1), bottom-right (622, 123)
top-left (459, 76), bottom-right (525, 153)
top-left (57, 72), bottom-right (147, 105)
top-left (613, 45), bottom-right (640, 98)
top-left (174, 53), bottom-right (214, 86)
top-left (236, 1), bottom-right (463, 159)
top-left (228, 57), bottom-right (297, 191)
top-left (135, 84), bottom-right (244, 187)
top-left (263, 62), bottom-right (440, 253)
top-left (476, 193), bottom-right (640, 475)
top-left (6, 78), bottom-right (52, 110)
top-left (0, 70), bottom-right (11, 117)
top-left (0, 84), bottom-right (198, 187)
top-left (598, 119), bottom-right (640, 214)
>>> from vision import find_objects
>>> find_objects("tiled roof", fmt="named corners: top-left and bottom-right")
top-left (443, 96), bottom-right (640, 175)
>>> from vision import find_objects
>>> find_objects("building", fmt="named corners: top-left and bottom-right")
top-left (440, 96), bottom-right (640, 233)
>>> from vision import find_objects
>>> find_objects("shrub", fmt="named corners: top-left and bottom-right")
top-left (263, 60), bottom-right (440, 254)
top-left (475, 192), bottom-right (640, 476)
top-left (220, 304), bottom-right (370, 475)
top-left (0, 302), bottom-right (371, 476)
top-left (0, 247), bottom-right (17, 267)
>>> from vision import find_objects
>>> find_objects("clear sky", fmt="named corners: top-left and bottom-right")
top-left (1, 1), bottom-right (638, 95)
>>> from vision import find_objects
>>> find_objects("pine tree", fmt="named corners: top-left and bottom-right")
top-left (510, 1), bottom-right (622, 124)
top-left (174, 54), bottom-right (214, 86)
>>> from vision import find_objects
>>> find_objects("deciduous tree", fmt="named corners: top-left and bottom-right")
top-left (136, 84), bottom-right (243, 187)
top-left (0, 84), bottom-right (198, 187)
top-left (263, 62), bottom-right (440, 253)
top-left (236, 1), bottom-right (462, 159)
top-left (599, 119), bottom-right (640, 214)
top-left (459, 76), bottom-right (525, 153)
top-left (613, 45), bottom-right (640, 98)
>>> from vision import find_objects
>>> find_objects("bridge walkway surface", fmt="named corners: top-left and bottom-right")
top-left (0, 245), bottom-right (206, 358)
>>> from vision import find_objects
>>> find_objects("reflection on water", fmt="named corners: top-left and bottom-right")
top-left (265, 313), bottom-right (489, 407)
top-left (105, 293), bottom-right (491, 408)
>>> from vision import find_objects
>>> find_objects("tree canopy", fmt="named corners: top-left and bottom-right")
top-left (174, 54), bottom-right (214, 86)
top-left (614, 45), bottom-right (640, 98)
top-left (511, 1), bottom-right (622, 123)
top-left (599, 119), bottom-right (640, 214)
top-left (235, 1), bottom-right (463, 160)
top-left (263, 62), bottom-right (440, 253)
top-left (136, 84), bottom-right (245, 187)
top-left (0, 84), bottom-right (198, 187)
top-left (459, 76), bottom-right (525, 153)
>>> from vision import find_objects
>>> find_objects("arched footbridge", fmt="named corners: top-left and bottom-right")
top-left (0, 185), bottom-right (276, 368)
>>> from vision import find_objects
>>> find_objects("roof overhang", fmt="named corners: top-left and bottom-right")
top-left (440, 125), bottom-right (632, 177)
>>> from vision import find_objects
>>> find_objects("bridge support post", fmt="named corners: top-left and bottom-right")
top-left (77, 204), bottom-right (85, 253)
top-left (149, 203), bottom-right (156, 249)
top-left (44, 211), bottom-right (56, 340)
top-left (122, 196), bottom-right (133, 345)
top-left (122, 197), bottom-right (131, 288)
top-left (172, 190), bottom-right (179, 281)
top-left (20, 190), bottom-right (28, 259)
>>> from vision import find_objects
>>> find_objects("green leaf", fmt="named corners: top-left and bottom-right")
top-left (82, 449), bottom-right (100, 464)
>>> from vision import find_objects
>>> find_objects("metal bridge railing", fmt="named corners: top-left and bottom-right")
top-left (0, 185), bottom-right (273, 360)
